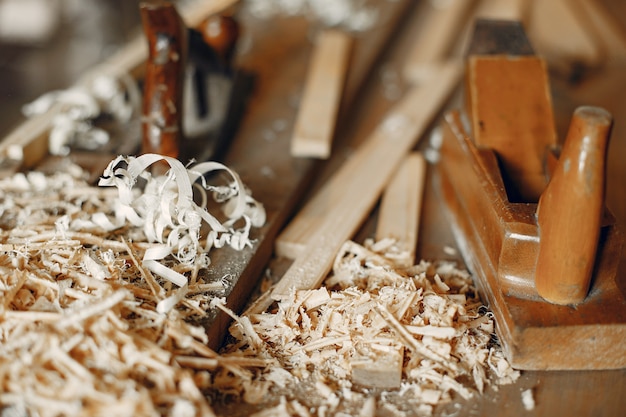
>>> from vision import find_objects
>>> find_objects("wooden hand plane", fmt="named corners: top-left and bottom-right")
top-left (437, 20), bottom-right (626, 370)
top-left (140, 2), bottom-right (251, 164)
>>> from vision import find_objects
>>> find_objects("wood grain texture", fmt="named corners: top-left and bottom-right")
top-left (438, 110), bottom-right (626, 370)
top-left (466, 55), bottom-right (557, 202)
top-left (291, 29), bottom-right (352, 159)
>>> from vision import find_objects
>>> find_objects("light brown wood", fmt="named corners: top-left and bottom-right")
top-left (291, 29), bottom-right (352, 159)
top-left (375, 152), bottom-right (427, 268)
top-left (350, 345), bottom-right (404, 389)
top-left (271, 62), bottom-right (461, 300)
top-left (466, 55), bottom-right (557, 202)
top-left (438, 40), bottom-right (626, 368)
top-left (402, 0), bottom-right (476, 84)
top-left (536, 106), bottom-right (613, 304)
top-left (439, 109), bottom-right (626, 370)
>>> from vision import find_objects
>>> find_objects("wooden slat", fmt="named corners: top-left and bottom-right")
top-left (291, 30), bottom-right (352, 159)
top-left (0, 0), bottom-right (240, 169)
top-left (375, 152), bottom-right (427, 268)
top-left (402, 0), bottom-right (476, 84)
top-left (271, 62), bottom-right (461, 300)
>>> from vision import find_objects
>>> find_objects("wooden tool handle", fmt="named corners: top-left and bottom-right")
top-left (535, 106), bottom-right (613, 305)
top-left (200, 15), bottom-right (239, 64)
top-left (140, 2), bottom-right (188, 159)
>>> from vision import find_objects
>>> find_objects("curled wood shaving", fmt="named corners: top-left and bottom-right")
top-left (215, 239), bottom-right (520, 416)
top-left (0, 158), bottom-right (266, 416)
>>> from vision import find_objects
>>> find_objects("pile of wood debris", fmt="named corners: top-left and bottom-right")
top-left (0, 161), bottom-right (519, 417)
top-left (0, 160), bottom-right (265, 417)
top-left (213, 239), bottom-right (520, 416)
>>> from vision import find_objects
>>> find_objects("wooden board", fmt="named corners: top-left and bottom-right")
top-left (0, 1), bottom-right (415, 350)
top-left (291, 29), bottom-right (352, 159)
top-left (375, 152), bottom-right (427, 268)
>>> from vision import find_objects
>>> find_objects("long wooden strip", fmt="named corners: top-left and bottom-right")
top-left (0, 0), bottom-right (239, 169)
top-left (402, 0), bottom-right (476, 84)
top-left (375, 152), bottom-right (427, 268)
top-left (271, 62), bottom-right (461, 300)
top-left (291, 30), bottom-right (352, 159)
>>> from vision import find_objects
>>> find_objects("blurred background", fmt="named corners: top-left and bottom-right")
top-left (1, 0), bottom-right (626, 223)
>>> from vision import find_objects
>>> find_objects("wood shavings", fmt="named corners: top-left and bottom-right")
top-left (0, 157), bottom-right (265, 416)
top-left (215, 239), bottom-right (520, 416)
top-left (22, 74), bottom-right (140, 156)
top-left (521, 388), bottom-right (536, 411)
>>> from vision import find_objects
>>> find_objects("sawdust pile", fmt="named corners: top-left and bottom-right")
top-left (0, 162), bottom-right (265, 417)
top-left (214, 239), bottom-right (520, 416)
top-left (0, 163), bottom-right (519, 417)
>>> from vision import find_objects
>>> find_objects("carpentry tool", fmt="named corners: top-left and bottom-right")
top-left (436, 19), bottom-right (626, 370)
top-left (181, 14), bottom-right (254, 163)
top-left (141, 3), bottom-right (251, 164)
top-left (140, 2), bottom-right (187, 159)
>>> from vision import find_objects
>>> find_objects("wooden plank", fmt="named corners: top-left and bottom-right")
top-left (270, 62), bottom-right (461, 301)
top-left (291, 30), bottom-right (352, 159)
top-left (0, 0), bottom-right (240, 169)
top-left (402, 0), bottom-right (476, 84)
top-left (375, 152), bottom-right (427, 268)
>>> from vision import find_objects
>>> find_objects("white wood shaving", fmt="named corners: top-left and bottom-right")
top-left (521, 388), bottom-right (535, 411)
top-left (22, 74), bottom-right (140, 156)
top-left (0, 157), bottom-right (266, 416)
top-left (215, 239), bottom-right (520, 416)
